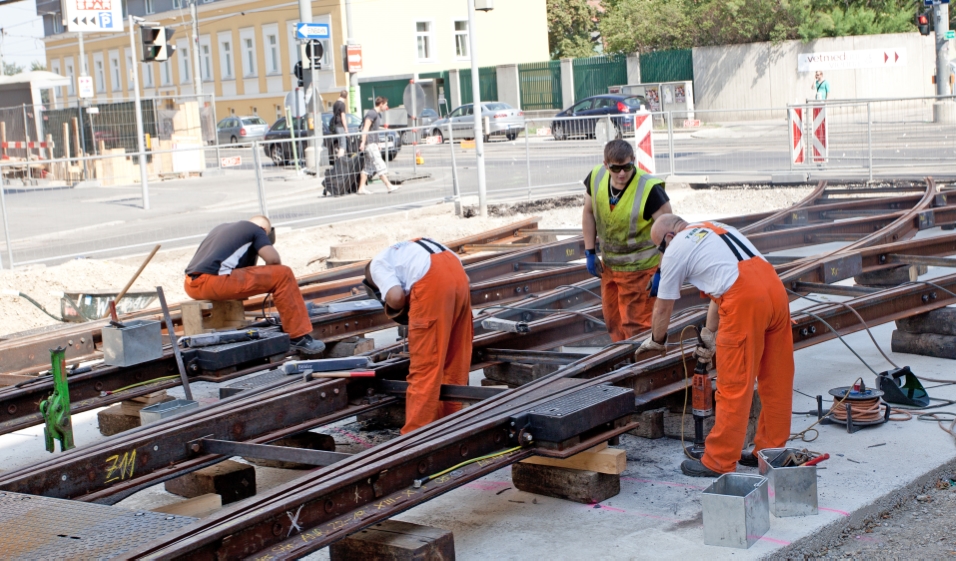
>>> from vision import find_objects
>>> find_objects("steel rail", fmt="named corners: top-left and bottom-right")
top-left (124, 270), bottom-right (956, 561)
top-left (4, 181), bottom-right (948, 558)
top-left (0, 219), bottom-right (545, 375)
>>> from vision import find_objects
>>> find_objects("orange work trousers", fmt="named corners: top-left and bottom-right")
top-left (601, 267), bottom-right (656, 342)
top-left (403, 251), bottom-right (473, 435)
top-left (183, 265), bottom-right (312, 339)
top-left (701, 257), bottom-right (795, 474)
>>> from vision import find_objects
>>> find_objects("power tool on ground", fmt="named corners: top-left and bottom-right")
top-left (685, 327), bottom-right (714, 460)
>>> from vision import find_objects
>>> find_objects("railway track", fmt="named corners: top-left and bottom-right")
top-left (2, 179), bottom-right (956, 559)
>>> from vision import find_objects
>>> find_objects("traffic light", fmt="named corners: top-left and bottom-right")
top-left (917, 13), bottom-right (930, 36)
top-left (141, 26), bottom-right (176, 62)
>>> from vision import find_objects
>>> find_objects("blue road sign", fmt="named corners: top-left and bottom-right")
top-left (296, 23), bottom-right (330, 40)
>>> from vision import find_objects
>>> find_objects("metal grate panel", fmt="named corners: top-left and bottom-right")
top-left (523, 385), bottom-right (634, 443)
top-left (0, 491), bottom-right (195, 559)
top-left (219, 368), bottom-right (287, 398)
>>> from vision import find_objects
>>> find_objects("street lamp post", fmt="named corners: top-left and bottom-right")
top-left (466, 0), bottom-right (488, 217)
top-left (129, 16), bottom-right (150, 210)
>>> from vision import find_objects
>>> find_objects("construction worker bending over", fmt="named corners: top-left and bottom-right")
top-left (364, 238), bottom-right (473, 434)
top-left (636, 214), bottom-right (794, 477)
top-left (184, 216), bottom-right (325, 356)
top-left (582, 139), bottom-right (671, 341)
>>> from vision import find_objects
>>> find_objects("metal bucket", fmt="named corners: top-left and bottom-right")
top-left (757, 447), bottom-right (819, 517)
top-left (702, 473), bottom-right (770, 549)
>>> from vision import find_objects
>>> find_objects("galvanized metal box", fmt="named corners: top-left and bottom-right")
top-left (102, 319), bottom-right (163, 367)
top-left (702, 473), bottom-right (770, 549)
top-left (140, 399), bottom-right (199, 424)
top-left (757, 447), bottom-right (819, 517)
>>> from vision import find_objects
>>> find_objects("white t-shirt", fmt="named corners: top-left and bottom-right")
top-left (368, 239), bottom-right (456, 298)
top-left (657, 222), bottom-right (765, 300)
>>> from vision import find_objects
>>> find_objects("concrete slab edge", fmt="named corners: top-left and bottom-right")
top-left (772, 453), bottom-right (956, 559)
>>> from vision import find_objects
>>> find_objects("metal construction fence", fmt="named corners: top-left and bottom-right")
top-left (2, 95), bottom-right (956, 269)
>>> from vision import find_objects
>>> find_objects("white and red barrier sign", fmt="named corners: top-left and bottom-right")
top-left (220, 155), bottom-right (242, 168)
top-left (811, 106), bottom-right (828, 163)
top-left (633, 113), bottom-right (655, 174)
top-left (789, 106), bottom-right (827, 165)
top-left (2, 141), bottom-right (54, 149)
top-left (789, 108), bottom-right (804, 164)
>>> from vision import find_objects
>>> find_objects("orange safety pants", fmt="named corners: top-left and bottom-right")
top-left (183, 265), bottom-right (312, 339)
top-left (402, 251), bottom-right (473, 435)
top-left (601, 267), bottom-right (656, 342)
top-left (701, 257), bottom-right (795, 474)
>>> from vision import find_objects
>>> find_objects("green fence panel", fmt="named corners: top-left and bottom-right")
top-left (639, 49), bottom-right (693, 83)
top-left (518, 60), bottom-right (563, 111)
top-left (360, 79), bottom-right (408, 112)
top-left (459, 66), bottom-right (498, 106)
top-left (572, 54), bottom-right (627, 102)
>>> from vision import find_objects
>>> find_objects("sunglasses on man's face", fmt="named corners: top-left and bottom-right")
top-left (607, 162), bottom-right (635, 173)
top-left (658, 232), bottom-right (675, 254)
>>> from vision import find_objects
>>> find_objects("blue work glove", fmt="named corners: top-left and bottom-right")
top-left (648, 269), bottom-right (661, 297)
top-left (585, 249), bottom-right (602, 278)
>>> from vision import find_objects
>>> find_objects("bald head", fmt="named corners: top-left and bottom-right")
top-left (249, 215), bottom-right (271, 231)
top-left (650, 214), bottom-right (688, 246)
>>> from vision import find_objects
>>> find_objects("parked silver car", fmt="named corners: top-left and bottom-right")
top-left (430, 102), bottom-right (525, 143)
top-left (216, 115), bottom-right (271, 145)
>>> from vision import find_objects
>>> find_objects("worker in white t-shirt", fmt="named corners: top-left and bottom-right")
top-left (363, 238), bottom-right (472, 434)
top-left (635, 214), bottom-right (794, 478)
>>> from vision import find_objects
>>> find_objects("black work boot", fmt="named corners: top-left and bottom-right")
top-left (738, 450), bottom-right (759, 467)
top-left (290, 334), bottom-right (326, 356)
top-left (680, 458), bottom-right (723, 478)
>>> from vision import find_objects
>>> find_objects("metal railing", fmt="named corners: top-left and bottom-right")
top-left (2, 95), bottom-right (956, 269)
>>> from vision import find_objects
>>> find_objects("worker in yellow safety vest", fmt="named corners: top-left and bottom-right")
top-left (582, 139), bottom-right (672, 341)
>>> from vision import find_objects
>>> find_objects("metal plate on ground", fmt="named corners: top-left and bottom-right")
top-left (0, 491), bottom-right (195, 559)
top-left (518, 384), bottom-right (634, 443)
top-left (219, 368), bottom-right (287, 398)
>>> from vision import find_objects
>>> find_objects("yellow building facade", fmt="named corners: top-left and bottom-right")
top-left (43, 0), bottom-right (548, 123)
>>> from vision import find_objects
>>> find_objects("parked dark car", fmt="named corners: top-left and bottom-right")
top-left (550, 95), bottom-right (648, 141)
top-left (262, 114), bottom-right (401, 166)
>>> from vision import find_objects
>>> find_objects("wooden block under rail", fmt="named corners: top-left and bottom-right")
top-left (520, 442), bottom-right (626, 475)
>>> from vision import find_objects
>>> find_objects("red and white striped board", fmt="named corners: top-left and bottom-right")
top-left (2, 141), bottom-right (54, 149)
top-left (789, 108), bottom-right (804, 164)
top-left (633, 113), bottom-right (655, 174)
top-left (811, 106), bottom-right (828, 163)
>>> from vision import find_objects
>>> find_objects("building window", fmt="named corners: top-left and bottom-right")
top-left (111, 56), bottom-right (120, 91)
top-left (266, 34), bottom-right (279, 74)
top-left (220, 37), bottom-right (234, 79)
top-left (161, 59), bottom-right (172, 85)
top-left (415, 21), bottom-right (433, 61)
top-left (95, 60), bottom-right (105, 92)
top-left (122, 0), bottom-right (127, 17)
top-left (201, 43), bottom-right (212, 81)
top-left (126, 54), bottom-right (133, 89)
top-left (243, 37), bottom-right (256, 77)
top-left (53, 13), bottom-right (63, 33)
top-left (66, 63), bottom-right (75, 95)
top-left (173, 0), bottom-right (181, 7)
top-left (144, 62), bottom-right (154, 87)
top-left (180, 45), bottom-right (190, 82)
top-left (145, 0), bottom-right (154, 14)
top-left (454, 21), bottom-right (468, 58)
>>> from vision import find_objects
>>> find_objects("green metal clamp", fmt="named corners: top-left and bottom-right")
top-left (39, 346), bottom-right (74, 453)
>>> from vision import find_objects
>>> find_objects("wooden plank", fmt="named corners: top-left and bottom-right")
top-left (519, 443), bottom-right (624, 475)
top-left (151, 493), bottom-right (222, 518)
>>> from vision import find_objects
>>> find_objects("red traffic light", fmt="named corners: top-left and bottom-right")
top-left (917, 13), bottom-right (930, 36)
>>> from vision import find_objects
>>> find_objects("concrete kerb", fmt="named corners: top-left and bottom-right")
top-left (778, 453), bottom-right (956, 558)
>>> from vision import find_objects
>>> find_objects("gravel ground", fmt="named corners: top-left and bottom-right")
top-left (806, 475), bottom-right (956, 559)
